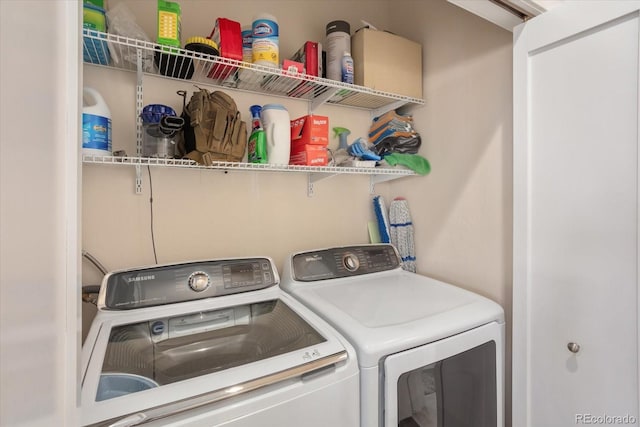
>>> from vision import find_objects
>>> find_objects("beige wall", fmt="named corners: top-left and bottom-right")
top-left (82, 0), bottom-right (395, 284)
top-left (388, 1), bottom-right (514, 422)
top-left (83, 0), bottom-right (513, 423)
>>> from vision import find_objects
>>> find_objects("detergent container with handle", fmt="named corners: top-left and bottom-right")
top-left (82, 87), bottom-right (112, 156)
top-left (261, 104), bottom-right (290, 165)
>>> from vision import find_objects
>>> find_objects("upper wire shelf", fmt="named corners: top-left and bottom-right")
top-left (81, 154), bottom-right (415, 176)
top-left (82, 29), bottom-right (425, 114)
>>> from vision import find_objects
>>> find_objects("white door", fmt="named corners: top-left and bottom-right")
top-left (513, 2), bottom-right (640, 427)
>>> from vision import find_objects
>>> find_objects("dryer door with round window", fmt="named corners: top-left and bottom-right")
top-left (384, 322), bottom-right (504, 427)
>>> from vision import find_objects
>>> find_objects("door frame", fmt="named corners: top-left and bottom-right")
top-left (512, 2), bottom-right (640, 426)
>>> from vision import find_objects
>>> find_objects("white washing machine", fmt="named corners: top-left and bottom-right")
top-left (81, 257), bottom-right (359, 427)
top-left (280, 244), bottom-right (505, 427)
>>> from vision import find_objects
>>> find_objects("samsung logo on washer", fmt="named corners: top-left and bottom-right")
top-left (305, 255), bottom-right (323, 262)
top-left (126, 274), bottom-right (155, 283)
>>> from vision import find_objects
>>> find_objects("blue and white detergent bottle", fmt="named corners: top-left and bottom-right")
top-left (82, 87), bottom-right (112, 156)
top-left (341, 52), bottom-right (354, 84)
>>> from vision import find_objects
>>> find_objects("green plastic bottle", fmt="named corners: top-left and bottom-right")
top-left (248, 105), bottom-right (267, 163)
top-left (157, 0), bottom-right (181, 49)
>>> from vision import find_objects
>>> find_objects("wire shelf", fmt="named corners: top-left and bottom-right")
top-left (82, 29), bottom-right (425, 113)
top-left (82, 154), bottom-right (416, 176)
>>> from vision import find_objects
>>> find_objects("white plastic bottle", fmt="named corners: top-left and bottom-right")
top-left (252, 13), bottom-right (279, 68)
top-left (261, 104), bottom-right (290, 165)
top-left (341, 52), bottom-right (354, 84)
top-left (82, 87), bottom-right (112, 156)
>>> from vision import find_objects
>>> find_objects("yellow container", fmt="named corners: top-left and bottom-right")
top-left (157, 0), bottom-right (181, 48)
top-left (83, 3), bottom-right (106, 32)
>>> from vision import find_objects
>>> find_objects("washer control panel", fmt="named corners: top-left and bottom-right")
top-left (101, 258), bottom-right (277, 310)
top-left (292, 244), bottom-right (400, 282)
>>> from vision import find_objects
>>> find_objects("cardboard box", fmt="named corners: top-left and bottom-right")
top-left (290, 115), bottom-right (329, 146)
top-left (283, 59), bottom-right (304, 74)
top-left (289, 144), bottom-right (328, 166)
top-left (351, 28), bottom-right (422, 99)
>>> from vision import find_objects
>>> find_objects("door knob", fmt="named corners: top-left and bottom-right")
top-left (567, 342), bottom-right (581, 353)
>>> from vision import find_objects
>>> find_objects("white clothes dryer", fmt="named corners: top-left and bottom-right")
top-left (280, 244), bottom-right (505, 427)
top-left (81, 257), bottom-right (359, 427)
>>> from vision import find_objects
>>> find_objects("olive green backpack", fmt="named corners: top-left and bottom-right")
top-left (180, 89), bottom-right (247, 165)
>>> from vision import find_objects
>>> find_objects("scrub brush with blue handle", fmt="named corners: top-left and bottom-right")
top-left (373, 196), bottom-right (391, 244)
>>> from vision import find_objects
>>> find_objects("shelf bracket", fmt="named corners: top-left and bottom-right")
top-left (135, 48), bottom-right (144, 194)
top-left (307, 172), bottom-right (338, 197)
top-left (309, 87), bottom-right (340, 114)
top-left (370, 99), bottom-right (410, 119)
top-left (307, 175), bottom-right (315, 197)
top-left (369, 174), bottom-right (403, 194)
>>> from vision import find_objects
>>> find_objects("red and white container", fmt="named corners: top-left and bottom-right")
top-left (208, 18), bottom-right (242, 80)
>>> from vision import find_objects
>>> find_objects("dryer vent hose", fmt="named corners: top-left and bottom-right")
top-left (82, 250), bottom-right (108, 275)
top-left (82, 250), bottom-right (108, 305)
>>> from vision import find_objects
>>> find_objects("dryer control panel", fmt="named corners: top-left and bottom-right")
top-left (100, 258), bottom-right (278, 310)
top-left (292, 244), bottom-right (400, 282)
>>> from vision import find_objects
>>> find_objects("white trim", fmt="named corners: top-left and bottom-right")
top-left (513, 2), bottom-right (640, 426)
top-left (510, 0), bottom-right (552, 16)
top-left (448, 0), bottom-right (524, 31)
top-left (511, 19), bottom-right (529, 427)
top-left (637, 9), bottom-right (640, 423)
top-left (63, 1), bottom-right (81, 424)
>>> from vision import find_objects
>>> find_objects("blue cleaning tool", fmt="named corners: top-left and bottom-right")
top-left (373, 196), bottom-right (391, 244)
top-left (348, 138), bottom-right (382, 161)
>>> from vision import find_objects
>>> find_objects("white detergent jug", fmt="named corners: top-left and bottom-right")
top-left (82, 87), bottom-right (112, 156)
top-left (261, 104), bottom-right (290, 165)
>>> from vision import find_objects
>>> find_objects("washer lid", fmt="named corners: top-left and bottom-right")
top-left (81, 285), bottom-right (355, 426)
top-left (281, 270), bottom-right (504, 367)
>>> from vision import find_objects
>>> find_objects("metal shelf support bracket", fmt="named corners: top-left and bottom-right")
top-left (135, 48), bottom-right (144, 194)
top-left (309, 87), bottom-right (340, 113)
top-left (370, 99), bottom-right (410, 119)
top-left (370, 174), bottom-right (403, 194)
top-left (308, 172), bottom-right (338, 197)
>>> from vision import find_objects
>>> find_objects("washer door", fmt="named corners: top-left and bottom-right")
top-left (82, 298), bottom-right (348, 426)
top-left (384, 322), bottom-right (504, 427)
top-left (97, 299), bottom-right (326, 395)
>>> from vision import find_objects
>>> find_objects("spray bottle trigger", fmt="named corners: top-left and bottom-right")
top-left (333, 127), bottom-right (351, 150)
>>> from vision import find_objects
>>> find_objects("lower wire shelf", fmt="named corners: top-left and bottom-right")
top-left (82, 155), bottom-right (417, 196)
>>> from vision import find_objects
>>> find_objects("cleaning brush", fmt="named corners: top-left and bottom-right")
top-left (373, 196), bottom-right (391, 244)
top-left (389, 197), bottom-right (416, 272)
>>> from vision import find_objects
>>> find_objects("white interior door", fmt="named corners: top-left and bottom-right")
top-left (513, 2), bottom-right (640, 427)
